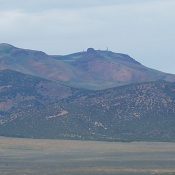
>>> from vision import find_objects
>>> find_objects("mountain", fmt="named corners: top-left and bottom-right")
top-left (0, 43), bottom-right (175, 90)
top-left (55, 48), bottom-right (175, 89)
top-left (1, 44), bottom-right (175, 141)
top-left (0, 43), bottom-right (76, 82)
top-left (0, 69), bottom-right (79, 120)
top-left (0, 69), bottom-right (175, 141)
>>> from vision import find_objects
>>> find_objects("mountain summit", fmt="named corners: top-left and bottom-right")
top-left (87, 48), bottom-right (97, 54)
top-left (0, 44), bottom-right (175, 90)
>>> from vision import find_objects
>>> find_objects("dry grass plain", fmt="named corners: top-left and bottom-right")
top-left (0, 137), bottom-right (175, 175)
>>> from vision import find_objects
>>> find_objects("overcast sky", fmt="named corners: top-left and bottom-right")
top-left (0, 0), bottom-right (175, 73)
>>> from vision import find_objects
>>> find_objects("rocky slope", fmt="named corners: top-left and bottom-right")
top-left (0, 69), bottom-right (175, 141)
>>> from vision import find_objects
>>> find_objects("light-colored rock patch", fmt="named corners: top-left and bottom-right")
top-left (46, 110), bottom-right (68, 120)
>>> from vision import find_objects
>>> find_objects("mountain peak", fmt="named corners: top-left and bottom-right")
top-left (0, 43), bottom-right (16, 53)
top-left (86, 48), bottom-right (98, 57)
top-left (87, 48), bottom-right (96, 54)
top-left (83, 48), bottom-right (141, 65)
top-left (0, 43), bottom-right (15, 48)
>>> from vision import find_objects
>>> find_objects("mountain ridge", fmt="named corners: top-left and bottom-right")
top-left (0, 69), bottom-right (175, 141)
top-left (0, 43), bottom-right (175, 90)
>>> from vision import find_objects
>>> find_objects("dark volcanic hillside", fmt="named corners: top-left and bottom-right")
top-left (0, 69), bottom-right (78, 122)
top-left (0, 43), bottom-right (175, 90)
top-left (0, 72), bottom-right (175, 141)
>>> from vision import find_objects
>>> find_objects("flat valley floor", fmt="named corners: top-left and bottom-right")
top-left (0, 137), bottom-right (175, 175)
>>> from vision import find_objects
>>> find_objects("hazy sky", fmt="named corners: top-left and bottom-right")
top-left (0, 0), bottom-right (175, 73)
